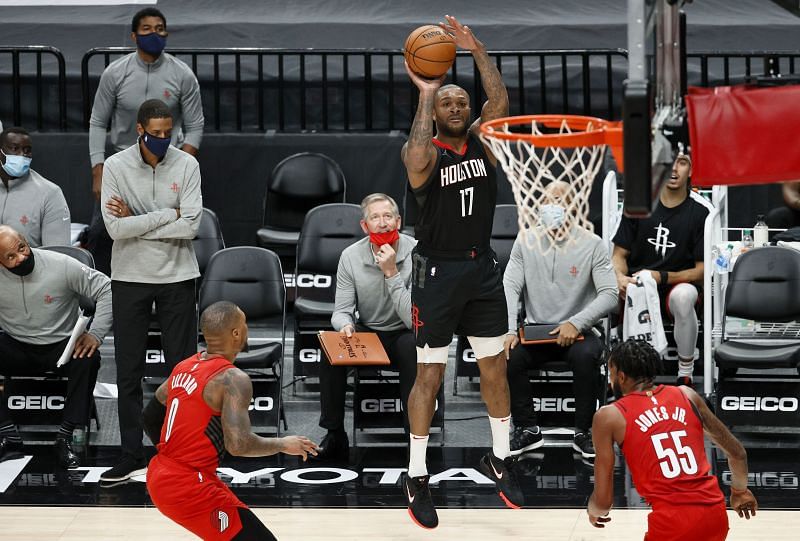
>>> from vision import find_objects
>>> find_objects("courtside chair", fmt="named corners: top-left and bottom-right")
top-left (193, 207), bottom-right (225, 277)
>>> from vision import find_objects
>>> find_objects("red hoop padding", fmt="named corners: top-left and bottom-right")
top-left (686, 84), bottom-right (800, 186)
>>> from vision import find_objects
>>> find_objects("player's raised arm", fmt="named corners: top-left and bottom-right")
top-left (402, 63), bottom-right (443, 189)
top-left (587, 405), bottom-right (622, 528)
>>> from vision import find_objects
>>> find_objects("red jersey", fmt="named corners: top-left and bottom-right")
top-left (157, 353), bottom-right (234, 473)
top-left (613, 385), bottom-right (724, 507)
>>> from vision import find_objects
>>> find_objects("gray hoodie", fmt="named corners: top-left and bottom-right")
top-left (1, 169), bottom-right (70, 248)
top-left (101, 143), bottom-right (201, 284)
top-left (0, 249), bottom-right (112, 346)
top-left (503, 228), bottom-right (618, 333)
top-left (89, 52), bottom-right (204, 167)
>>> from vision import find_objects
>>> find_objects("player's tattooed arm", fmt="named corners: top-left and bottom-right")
top-left (402, 74), bottom-right (439, 188)
top-left (154, 379), bottom-right (169, 405)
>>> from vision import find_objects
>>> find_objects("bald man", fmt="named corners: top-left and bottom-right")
top-left (502, 181), bottom-right (618, 459)
top-left (144, 301), bottom-right (317, 541)
top-left (0, 225), bottom-right (112, 468)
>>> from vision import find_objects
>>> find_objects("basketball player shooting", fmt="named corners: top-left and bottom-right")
top-left (143, 301), bottom-right (318, 541)
top-left (401, 14), bottom-right (523, 529)
top-left (588, 340), bottom-right (758, 540)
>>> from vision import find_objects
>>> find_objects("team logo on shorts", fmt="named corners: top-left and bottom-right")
top-left (212, 509), bottom-right (229, 533)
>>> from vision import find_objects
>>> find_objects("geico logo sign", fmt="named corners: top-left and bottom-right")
top-left (284, 273), bottom-right (332, 289)
top-left (360, 398), bottom-right (439, 413)
top-left (720, 396), bottom-right (799, 412)
top-left (462, 349), bottom-right (477, 363)
top-left (722, 471), bottom-right (799, 489)
top-left (8, 395), bottom-right (65, 410)
top-left (145, 350), bottom-right (165, 364)
top-left (248, 397), bottom-right (274, 411)
top-left (532, 397), bottom-right (575, 412)
top-left (299, 349), bottom-right (321, 363)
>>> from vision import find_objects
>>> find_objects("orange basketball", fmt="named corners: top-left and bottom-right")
top-left (403, 25), bottom-right (456, 78)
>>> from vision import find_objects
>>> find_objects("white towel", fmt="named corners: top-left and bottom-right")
top-left (623, 272), bottom-right (668, 354)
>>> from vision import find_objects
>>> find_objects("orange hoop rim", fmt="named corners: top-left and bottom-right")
top-left (480, 114), bottom-right (623, 149)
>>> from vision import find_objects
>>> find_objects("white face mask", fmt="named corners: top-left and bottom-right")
top-left (540, 204), bottom-right (565, 229)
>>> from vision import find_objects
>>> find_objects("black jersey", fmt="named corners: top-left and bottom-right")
top-left (412, 133), bottom-right (497, 253)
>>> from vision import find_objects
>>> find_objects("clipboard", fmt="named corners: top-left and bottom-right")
top-left (318, 330), bottom-right (391, 366)
top-left (519, 323), bottom-right (584, 345)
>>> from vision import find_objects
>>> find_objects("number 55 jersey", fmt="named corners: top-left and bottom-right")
top-left (613, 385), bottom-right (724, 507)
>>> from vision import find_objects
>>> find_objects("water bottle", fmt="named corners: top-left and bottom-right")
top-left (741, 229), bottom-right (754, 251)
top-left (754, 215), bottom-right (769, 247)
top-left (714, 245), bottom-right (729, 274)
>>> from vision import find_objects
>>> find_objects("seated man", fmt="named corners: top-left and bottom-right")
top-left (612, 153), bottom-right (713, 386)
top-left (0, 226), bottom-right (112, 468)
top-left (503, 181), bottom-right (618, 459)
top-left (315, 193), bottom-right (417, 461)
top-left (766, 180), bottom-right (800, 231)
top-left (0, 128), bottom-right (71, 247)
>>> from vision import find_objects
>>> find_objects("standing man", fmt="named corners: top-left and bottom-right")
top-left (588, 339), bottom-right (758, 540)
top-left (401, 15), bottom-right (522, 529)
top-left (1, 128), bottom-right (70, 247)
top-left (88, 7), bottom-right (204, 275)
top-left (612, 153), bottom-right (713, 385)
top-left (316, 193), bottom-right (417, 461)
top-left (503, 181), bottom-right (618, 459)
top-left (0, 226), bottom-right (112, 468)
top-left (145, 302), bottom-right (317, 541)
top-left (100, 99), bottom-right (202, 482)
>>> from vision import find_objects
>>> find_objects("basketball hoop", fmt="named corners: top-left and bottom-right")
top-left (479, 114), bottom-right (623, 251)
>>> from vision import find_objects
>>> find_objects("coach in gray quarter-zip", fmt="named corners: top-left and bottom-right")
top-left (0, 226), bottom-right (112, 469)
top-left (100, 98), bottom-right (202, 484)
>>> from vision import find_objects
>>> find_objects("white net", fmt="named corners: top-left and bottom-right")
top-left (480, 116), bottom-right (610, 252)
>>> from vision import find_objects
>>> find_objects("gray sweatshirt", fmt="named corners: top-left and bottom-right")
top-left (1, 169), bottom-right (70, 248)
top-left (0, 249), bottom-right (112, 346)
top-left (331, 234), bottom-right (416, 332)
top-left (89, 52), bottom-right (204, 167)
top-left (101, 143), bottom-right (201, 284)
top-left (503, 228), bottom-right (618, 333)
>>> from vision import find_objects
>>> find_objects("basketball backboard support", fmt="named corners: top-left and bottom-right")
top-left (623, 0), bottom-right (690, 216)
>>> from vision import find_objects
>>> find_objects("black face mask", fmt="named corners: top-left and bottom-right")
top-left (7, 250), bottom-right (35, 277)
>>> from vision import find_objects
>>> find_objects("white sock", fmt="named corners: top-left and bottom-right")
top-left (678, 357), bottom-right (694, 378)
top-left (489, 415), bottom-right (511, 459)
top-left (408, 433), bottom-right (429, 478)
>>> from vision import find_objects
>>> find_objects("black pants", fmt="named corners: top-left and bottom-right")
top-left (86, 202), bottom-right (113, 277)
top-left (766, 205), bottom-right (800, 233)
top-left (507, 333), bottom-right (604, 433)
top-left (112, 280), bottom-right (197, 460)
top-left (0, 333), bottom-right (100, 427)
top-left (318, 328), bottom-right (417, 433)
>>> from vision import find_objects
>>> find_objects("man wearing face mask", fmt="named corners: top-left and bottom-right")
top-left (87, 7), bottom-right (204, 275)
top-left (503, 181), bottom-right (618, 459)
top-left (315, 193), bottom-right (417, 461)
top-left (100, 99), bottom-right (202, 483)
top-left (0, 226), bottom-right (112, 468)
top-left (1, 128), bottom-right (70, 248)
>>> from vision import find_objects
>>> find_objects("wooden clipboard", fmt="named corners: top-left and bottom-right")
top-left (318, 330), bottom-right (391, 366)
top-left (519, 324), bottom-right (584, 345)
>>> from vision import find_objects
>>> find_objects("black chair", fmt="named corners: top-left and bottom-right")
top-left (256, 152), bottom-right (347, 258)
top-left (714, 247), bottom-right (800, 433)
top-left (292, 204), bottom-right (363, 386)
top-left (199, 247), bottom-right (287, 434)
top-left (490, 204), bottom-right (519, 270)
top-left (193, 207), bottom-right (225, 276)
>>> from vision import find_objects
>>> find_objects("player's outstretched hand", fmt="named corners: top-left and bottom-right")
top-left (404, 60), bottom-right (445, 93)
top-left (439, 15), bottom-right (483, 52)
top-left (731, 488), bottom-right (758, 520)
top-left (588, 513), bottom-right (612, 528)
top-left (280, 436), bottom-right (319, 461)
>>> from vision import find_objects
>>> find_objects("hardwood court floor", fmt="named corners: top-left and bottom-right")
top-left (0, 507), bottom-right (796, 540)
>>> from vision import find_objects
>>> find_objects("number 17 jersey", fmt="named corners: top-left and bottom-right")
top-left (613, 385), bottom-right (724, 507)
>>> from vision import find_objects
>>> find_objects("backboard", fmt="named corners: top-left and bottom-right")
top-left (623, 0), bottom-right (691, 216)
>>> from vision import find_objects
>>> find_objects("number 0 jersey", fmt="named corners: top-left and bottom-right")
top-left (613, 385), bottom-right (724, 507)
top-left (413, 134), bottom-right (497, 253)
top-left (157, 353), bottom-right (234, 473)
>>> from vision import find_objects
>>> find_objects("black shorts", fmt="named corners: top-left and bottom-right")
top-left (411, 248), bottom-right (507, 349)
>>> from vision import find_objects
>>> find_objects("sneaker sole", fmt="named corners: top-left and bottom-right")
top-left (99, 466), bottom-right (147, 482)
top-left (572, 443), bottom-right (596, 459)
top-left (509, 439), bottom-right (545, 456)
top-left (407, 508), bottom-right (438, 530)
top-left (478, 460), bottom-right (524, 510)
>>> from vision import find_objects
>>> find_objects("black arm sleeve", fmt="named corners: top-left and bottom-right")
top-left (142, 396), bottom-right (167, 446)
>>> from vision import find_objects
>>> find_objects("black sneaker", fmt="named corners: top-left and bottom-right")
top-left (310, 431), bottom-right (349, 462)
top-left (0, 437), bottom-right (24, 463)
top-left (403, 474), bottom-right (438, 529)
top-left (478, 453), bottom-right (524, 509)
top-left (573, 432), bottom-right (596, 459)
top-left (510, 426), bottom-right (544, 456)
top-left (54, 437), bottom-right (80, 469)
top-left (676, 376), bottom-right (693, 387)
top-left (100, 456), bottom-right (147, 482)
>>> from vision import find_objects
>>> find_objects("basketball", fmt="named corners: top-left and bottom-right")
top-left (403, 24), bottom-right (456, 78)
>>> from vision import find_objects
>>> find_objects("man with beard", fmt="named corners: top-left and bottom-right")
top-left (588, 339), bottom-right (757, 540)
top-left (400, 15), bottom-right (521, 529)
top-left (612, 153), bottom-right (713, 386)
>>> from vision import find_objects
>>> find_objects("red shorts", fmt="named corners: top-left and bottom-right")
top-left (147, 454), bottom-right (248, 541)
top-left (644, 502), bottom-right (729, 541)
